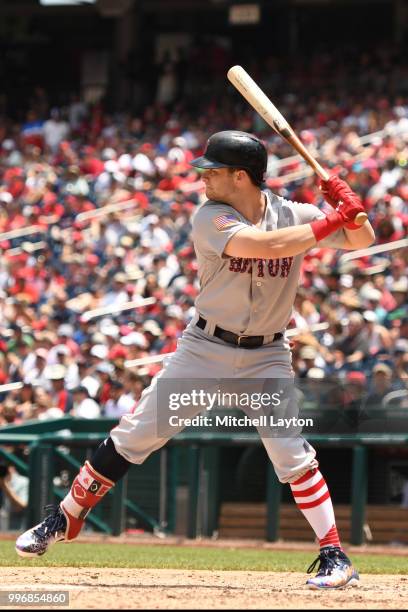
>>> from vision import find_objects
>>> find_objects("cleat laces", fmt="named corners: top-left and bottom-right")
top-left (32, 505), bottom-right (66, 540)
top-left (307, 548), bottom-right (341, 577)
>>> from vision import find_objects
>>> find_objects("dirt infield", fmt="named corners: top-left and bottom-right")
top-left (1, 568), bottom-right (407, 609)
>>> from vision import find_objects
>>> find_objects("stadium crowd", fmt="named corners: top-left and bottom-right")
top-left (0, 46), bottom-right (407, 425)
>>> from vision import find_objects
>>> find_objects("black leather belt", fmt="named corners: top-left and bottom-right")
top-left (196, 316), bottom-right (283, 349)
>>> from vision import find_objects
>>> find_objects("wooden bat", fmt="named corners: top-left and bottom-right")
top-left (227, 65), bottom-right (367, 225)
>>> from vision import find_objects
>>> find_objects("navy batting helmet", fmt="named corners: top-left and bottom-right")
top-left (190, 130), bottom-right (267, 185)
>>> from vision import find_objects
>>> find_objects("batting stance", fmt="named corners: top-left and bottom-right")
top-left (16, 131), bottom-right (375, 589)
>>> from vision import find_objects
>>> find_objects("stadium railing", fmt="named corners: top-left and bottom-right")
top-left (1, 407), bottom-right (407, 545)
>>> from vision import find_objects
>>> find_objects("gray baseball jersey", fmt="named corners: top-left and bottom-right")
top-left (191, 189), bottom-right (345, 336)
top-left (110, 190), bottom-right (340, 482)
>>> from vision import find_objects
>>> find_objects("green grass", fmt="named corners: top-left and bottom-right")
top-left (2, 541), bottom-right (408, 574)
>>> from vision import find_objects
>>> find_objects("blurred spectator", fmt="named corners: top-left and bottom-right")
top-left (364, 363), bottom-right (394, 406)
top-left (44, 364), bottom-right (73, 414)
top-left (103, 380), bottom-right (136, 418)
top-left (43, 109), bottom-right (70, 154)
top-left (0, 463), bottom-right (29, 531)
top-left (343, 371), bottom-right (367, 410)
top-left (71, 386), bottom-right (101, 419)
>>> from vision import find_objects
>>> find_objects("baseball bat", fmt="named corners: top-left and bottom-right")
top-left (227, 65), bottom-right (367, 226)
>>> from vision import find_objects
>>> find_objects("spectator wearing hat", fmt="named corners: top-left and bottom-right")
top-left (44, 364), bottom-right (73, 414)
top-left (385, 258), bottom-right (407, 291)
top-left (384, 279), bottom-right (408, 329)
top-left (120, 332), bottom-right (149, 361)
top-left (364, 364), bottom-right (395, 407)
top-left (71, 386), bottom-right (101, 419)
top-left (393, 340), bottom-right (408, 388)
top-left (55, 324), bottom-right (80, 358)
top-left (94, 362), bottom-right (114, 406)
top-left (103, 381), bottom-right (136, 419)
top-left (362, 311), bottom-right (392, 355)
top-left (53, 345), bottom-right (80, 391)
top-left (101, 273), bottom-right (129, 308)
top-left (343, 372), bottom-right (367, 411)
top-left (337, 313), bottom-right (370, 365)
top-left (143, 319), bottom-right (164, 352)
top-left (298, 346), bottom-right (318, 378)
top-left (359, 284), bottom-right (386, 321)
top-left (302, 367), bottom-right (327, 405)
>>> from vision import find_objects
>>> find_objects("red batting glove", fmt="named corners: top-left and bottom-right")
top-left (336, 196), bottom-right (366, 226)
top-left (319, 175), bottom-right (365, 230)
top-left (310, 190), bottom-right (366, 242)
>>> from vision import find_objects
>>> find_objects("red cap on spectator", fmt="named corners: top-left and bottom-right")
top-left (183, 284), bottom-right (197, 297)
top-left (178, 247), bottom-right (194, 258)
top-left (32, 319), bottom-right (48, 331)
top-left (86, 254), bottom-right (99, 265)
top-left (72, 231), bottom-right (83, 242)
top-left (164, 325), bottom-right (178, 338)
top-left (43, 192), bottom-right (57, 207)
top-left (346, 371), bottom-right (366, 384)
top-left (108, 346), bottom-right (128, 360)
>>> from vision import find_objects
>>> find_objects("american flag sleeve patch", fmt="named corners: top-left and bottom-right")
top-left (213, 214), bottom-right (239, 231)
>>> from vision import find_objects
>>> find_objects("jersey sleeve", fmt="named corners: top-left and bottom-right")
top-left (284, 199), bottom-right (347, 249)
top-left (191, 203), bottom-right (249, 258)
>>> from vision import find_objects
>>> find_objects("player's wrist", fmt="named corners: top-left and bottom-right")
top-left (310, 212), bottom-right (343, 242)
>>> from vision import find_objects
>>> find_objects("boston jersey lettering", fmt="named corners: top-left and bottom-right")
top-left (228, 257), bottom-right (294, 278)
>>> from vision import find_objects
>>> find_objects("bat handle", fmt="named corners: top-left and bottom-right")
top-left (313, 164), bottom-right (330, 182)
top-left (354, 211), bottom-right (368, 225)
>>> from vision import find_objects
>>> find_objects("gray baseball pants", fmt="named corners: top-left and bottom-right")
top-left (111, 323), bottom-right (317, 483)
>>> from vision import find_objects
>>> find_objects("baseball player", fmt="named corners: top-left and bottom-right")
top-left (16, 131), bottom-right (375, 589)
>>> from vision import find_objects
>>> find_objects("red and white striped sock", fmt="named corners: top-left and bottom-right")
top-left (290, 469), bottom-right (342, 550)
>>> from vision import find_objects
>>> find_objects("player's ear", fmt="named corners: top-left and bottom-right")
top-left (235, 169), bottom-right (248, 184)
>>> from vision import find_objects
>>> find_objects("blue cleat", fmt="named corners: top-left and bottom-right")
top-left (306, 547), bottom-right (360, 589)
top-left (15, 505), bottom-right (67, 558)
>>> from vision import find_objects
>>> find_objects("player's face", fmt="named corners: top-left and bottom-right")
top-left (200, 168), bottom-right (237, 201)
